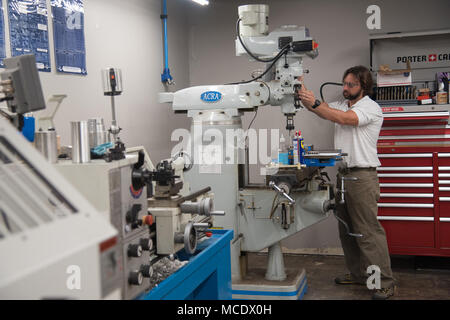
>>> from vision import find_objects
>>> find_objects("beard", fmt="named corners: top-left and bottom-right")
top-left (343, 88), bottom-right (363, 101)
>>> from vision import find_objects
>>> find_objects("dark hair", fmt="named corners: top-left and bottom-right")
top-left (342, 65), bottom-right (374, 96)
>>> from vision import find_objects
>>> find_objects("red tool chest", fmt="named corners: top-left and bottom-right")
top-left (377, 105), bottom-right (450, 257)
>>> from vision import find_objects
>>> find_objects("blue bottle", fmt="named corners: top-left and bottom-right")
top-left (298, 131), bottom-right (305, 164)
top-left (293, 132), bottom-right (299, 165)
top-left (288, 146), bottom-right (294, 165)
top-left (22, 116), bottom-right (35, 142)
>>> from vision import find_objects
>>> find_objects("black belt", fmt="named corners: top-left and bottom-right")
top-left (339, 167), bottom-right (377, 174)
top-left (348, 167), bottom-right (376, 171)
top-left (339, 167), bottom-right (376, 174)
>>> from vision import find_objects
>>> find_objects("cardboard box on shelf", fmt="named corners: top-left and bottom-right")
top-left (377, 61), bottom-right (412, 87)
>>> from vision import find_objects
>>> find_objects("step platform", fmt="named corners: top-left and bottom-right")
top-left (232, 267), bottom-right (307, 300)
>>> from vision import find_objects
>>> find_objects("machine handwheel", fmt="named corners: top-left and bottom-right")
top-left (184, 222), bottom-right (197, 254)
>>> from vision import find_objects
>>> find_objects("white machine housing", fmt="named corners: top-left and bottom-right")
top-left (238, 4), bottom-right (269, 37)
top-left (54, 152), bottom-right (152, 300)
top-left (159, 5), bottom-right (318, 117)
top-left (0, 117), bottom-right (121, 299)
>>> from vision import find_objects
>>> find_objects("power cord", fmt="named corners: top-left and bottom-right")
top-left (236, 18), bottom-right (290, 63)
top-left (320, 82), bottom-right (343, 101)
top-left (227, 18), bottom-right (291, 85)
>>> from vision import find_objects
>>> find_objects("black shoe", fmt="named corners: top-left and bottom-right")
top-left (372, 286), bottom-right (397, 300)
top-left (334, 273), bottom-right (365, 285)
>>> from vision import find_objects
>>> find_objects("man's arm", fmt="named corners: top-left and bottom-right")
top-left (297, 86), bottom-right (359, 126)
top-left (311, 102), bottom-right (359, 126)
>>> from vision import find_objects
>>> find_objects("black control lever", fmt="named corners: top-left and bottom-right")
top-left (131, 151), bottom-right (152, 191)
top-left (131, 151), bottom-right (180, 192)
top-left (320, 171), bottom-right (331, 182)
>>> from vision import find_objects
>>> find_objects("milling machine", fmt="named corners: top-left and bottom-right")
top-left (159, 4), bottom-right (345, 299)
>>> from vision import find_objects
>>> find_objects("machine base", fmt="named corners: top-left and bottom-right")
top-left (232, 267), bottom-right (307, 300)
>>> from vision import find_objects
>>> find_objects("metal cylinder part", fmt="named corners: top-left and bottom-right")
top-left (71, 121), bottom-right (91, 164)
top-left (35, 130), bottom-right (58, 163)
top-left (180, 198), bottom-right (213, 216)
top-left (87, 118), bottom-right (109, 148)
top-left (265, 242), bottom-right (287, 281)
top-left (299, 192), bottom-right (329, 214)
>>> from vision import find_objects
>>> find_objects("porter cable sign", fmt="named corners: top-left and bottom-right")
top-left (396, 53), bottom-right (450, 63)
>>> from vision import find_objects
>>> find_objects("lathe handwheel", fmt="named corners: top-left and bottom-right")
top-left (184, 222), bottom-right (197, 255)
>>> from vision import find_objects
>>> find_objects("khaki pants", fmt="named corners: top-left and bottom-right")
top-left (336, 168), bottom-right (395, 288)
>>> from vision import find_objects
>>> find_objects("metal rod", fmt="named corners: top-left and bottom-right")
top-left (181, 187), bottom-right (212, 202)
top-left (162, 0), bottom-right (169, 71)
top-left (111, 96), bottom-right (116, 123)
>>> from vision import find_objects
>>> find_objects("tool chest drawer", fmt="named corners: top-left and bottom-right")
top-left (439, 196), bottom-right (450, 219)
top-left (380, 183), bottom-right (433, 194)
top-left (378, 204), bottom-right (434, 217)
top-left (378, 220), bottom-right (435, 248)
top-left (378, 153), bottom-right (433, 167)
top-left (378, 110), bottom-right (450, 153)
top-left (440, 219), bottom-right (450, 249)
top-left (378, 193), bottom-right (433, 204)
top-left (438, 153), bottom-right (450, 166)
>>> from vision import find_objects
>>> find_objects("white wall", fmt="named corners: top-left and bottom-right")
top-left (1, 0), bottom-right (191, 163)
top-left (185, 0), bottom-right (450, 251)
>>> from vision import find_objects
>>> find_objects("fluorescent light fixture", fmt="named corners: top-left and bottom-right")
top-left (191, 0), bottom-right (209, 5)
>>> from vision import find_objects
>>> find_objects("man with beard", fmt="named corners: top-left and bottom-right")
top-left (297, 65), bottom-right (396, 300)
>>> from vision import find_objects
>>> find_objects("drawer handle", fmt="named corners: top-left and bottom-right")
top-left (377, 167), bottom-right (432, 171)
top-left (439, 187), bottom-right (450, 192)
top-left (440, 197), bottom-right (450, 202)
top-left (378, 203), bottom-right (434, 208)
top-left (378, 173), bottom-right (433, 178)
top-left (377, 216), bottom-right (434, 222)
top-left (378, 154), bottom-right (433, 158)
top-left (438, 153), bottom-right (450, 158)
top-left (383, 112), bottom-right (449, 118)
top-left (380, 183), bottom-right (433, 188)
top-left (440, 218), bottom-right (450, 222)
top-left (380, 193), bottom-right (433, 198)
top-left (379, 134), bottom-right (450, 140)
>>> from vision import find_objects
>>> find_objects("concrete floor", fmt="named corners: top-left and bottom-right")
top-left (247, 253), bottom-right (450, 300)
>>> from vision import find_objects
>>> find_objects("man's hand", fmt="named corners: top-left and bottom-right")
top-left (295, 77), bottom-right (358, 126)
top-left (297, 83), bottom-right (316, 111)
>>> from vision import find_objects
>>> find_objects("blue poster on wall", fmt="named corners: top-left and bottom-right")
top-left (8, 0), bottom-right (51, 72)
top-left (0, 3), bottom-right (6, 67)
top-left (51, 0), bottom-right (86, 75)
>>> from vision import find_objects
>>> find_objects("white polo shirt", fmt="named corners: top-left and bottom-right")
top-left (329, 95), bottom-right (383, 168)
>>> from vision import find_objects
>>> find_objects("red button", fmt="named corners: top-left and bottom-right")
top-left (143, 215), bottom-right (154, 226)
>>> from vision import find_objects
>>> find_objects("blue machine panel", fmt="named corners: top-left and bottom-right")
top-left (140, 230), bottom-right (233, 300)
top-left (51, 0), bottom-right (86, 75)
top-left (0, 3), bottom-right (6, 67)
top-left (8, 0), bottom-right (50, 72)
